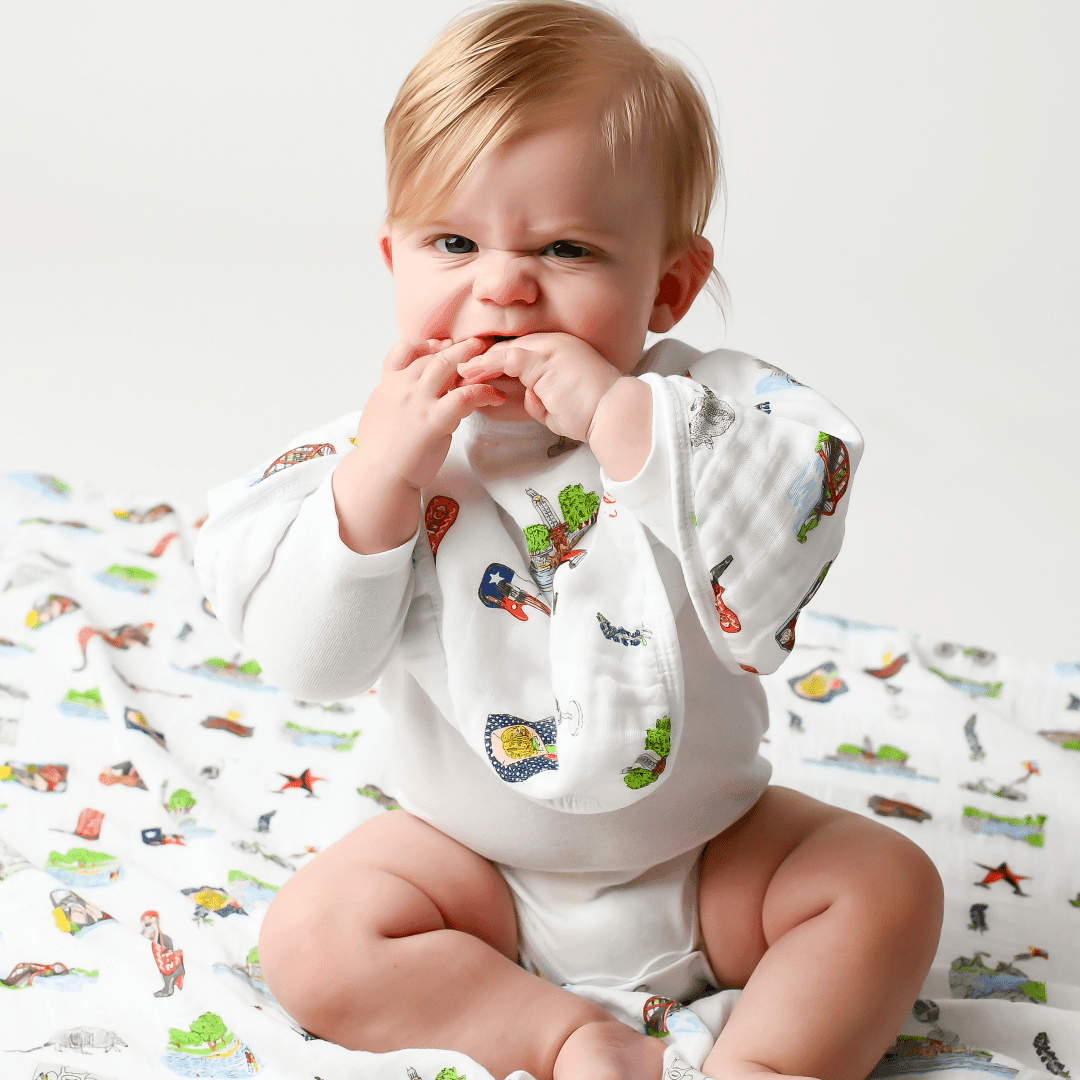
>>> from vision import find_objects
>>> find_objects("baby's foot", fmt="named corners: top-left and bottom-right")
top-left (554, 1018), bottom-right (666, 1080)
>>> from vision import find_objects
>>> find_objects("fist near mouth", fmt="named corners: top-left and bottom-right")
top-left (457, 332), bottom-right (622, 440)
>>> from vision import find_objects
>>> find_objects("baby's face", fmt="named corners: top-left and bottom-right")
top-left (382, 107), bottom-right (675, 418)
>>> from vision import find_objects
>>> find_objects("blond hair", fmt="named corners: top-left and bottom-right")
top-left (384, 0), bottom-right (723, 265)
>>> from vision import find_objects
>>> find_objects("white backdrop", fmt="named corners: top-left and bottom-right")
top-left (1, 1), bottom-right (1077, 663)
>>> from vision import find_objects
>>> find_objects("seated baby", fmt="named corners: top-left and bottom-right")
top-left (195, 3), bottom-right (943, 1079)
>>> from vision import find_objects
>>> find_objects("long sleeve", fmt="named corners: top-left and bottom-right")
top-left (193, 411), bottom-right (419, 700)
top-left (606, 340), bottom-right (864, 677)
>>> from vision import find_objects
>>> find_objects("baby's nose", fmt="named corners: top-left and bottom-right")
top-left (472, 252), bottom-right (538, 306)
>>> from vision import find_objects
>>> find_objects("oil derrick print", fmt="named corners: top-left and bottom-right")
top-left (522, 484), bottom-right (599, 599)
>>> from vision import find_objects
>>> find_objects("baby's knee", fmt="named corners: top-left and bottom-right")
top-left (847, 827), bottom-right (944, 950)
top-left (258, 884), bottom-right (350, 1030)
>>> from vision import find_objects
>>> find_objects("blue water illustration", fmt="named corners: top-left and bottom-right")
top-left (34, 971), bottom-right (100, 993)
top-left (171, 664), bottom-right (277, 693)
top-left (163, 1040), bottom-right (262, 1076)
top-left (6, 473), bottom-right (71, 502)
top-left (93, 571), bottom-right (157, 595)
top-left (57, 700), bottom-right (107, 720)
top-left (47, 866), bottom-right (123, 888)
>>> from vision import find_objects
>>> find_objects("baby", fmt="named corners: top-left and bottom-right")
top-left (195, 3), bottom-right (943, 1080)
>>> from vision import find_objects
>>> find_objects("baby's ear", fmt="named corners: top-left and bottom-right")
top-left (648, 237), bottom-right (714, 333)
top-left (377, 224), bottom-right (394, 273)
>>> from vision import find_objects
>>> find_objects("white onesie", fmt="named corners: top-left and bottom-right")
top-left (195, 338), bottom-right (862, 1000)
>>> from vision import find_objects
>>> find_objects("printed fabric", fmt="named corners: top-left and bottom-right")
top-left (1, 469), bottom-right (1078, 1080)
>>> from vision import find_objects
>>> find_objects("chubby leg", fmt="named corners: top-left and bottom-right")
top-left (258, 809), bottom-right (663, 1080)
top-left (698, 786), bottom-right (943, 1080)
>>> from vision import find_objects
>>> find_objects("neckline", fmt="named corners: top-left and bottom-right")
top-left (462, 413), bottom-right (552, 440)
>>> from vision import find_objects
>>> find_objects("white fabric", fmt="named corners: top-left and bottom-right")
top-left (500, 842), bottom-right (718, 1004)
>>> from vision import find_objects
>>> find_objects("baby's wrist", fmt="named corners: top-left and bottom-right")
top-left (587, 377), bottom-right (652, 482)
top-left (332, 449), bottom-right (421, 555)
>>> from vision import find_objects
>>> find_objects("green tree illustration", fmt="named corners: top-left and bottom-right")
top-left (623, 767), bottom-right (658, 790)
top-left (523, 523), bottom-right (551, 554)
top-left (876, 745), bottom-right (907, 762)
top-left (558, 484), bottom-right (599, 532)
top-left (190, 1011), bottom-right (228, 1049)
top-left (168, 1027), bottom-right (202, 1050)
top-left (644, 717), bottom-right (671, 758)
top-left (435, 1068), bottom-right (467, 1080)
top-left (167, 788), bottom-right (196, 813)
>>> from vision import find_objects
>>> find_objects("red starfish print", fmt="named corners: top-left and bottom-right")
top-left (278, 769), bottom-right (325, 797)
top-left (975, 862), bottom-right (1029, 896)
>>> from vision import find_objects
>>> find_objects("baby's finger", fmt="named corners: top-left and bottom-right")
top-left (436, 336), bottom-right (489, 367)
top-left (383, 339), bottom-right (435, 373)
top-left (434, 382), bottom-right (507, 427)
top-left (458, 345), bottom-right (537, 384)
top-left (417, 353), bottom-right (464, 399)
top-left (523, 386), bottom-right (550, 427)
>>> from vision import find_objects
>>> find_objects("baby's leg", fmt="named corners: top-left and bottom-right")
top-left (698, 786), bottom-right (943, 1080)
top-left (258, 809), bottom-right (663, 1080)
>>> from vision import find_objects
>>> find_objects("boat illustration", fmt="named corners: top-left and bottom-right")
top-left (865, 653), bottom-right (909, 679)
top-left (93, 563), bottom-right (158, 595)
top-left (174, 655), bottom-right (275, 692)
top-left (1038, 729), bottom-right (1079, 751)
top-left (961, 807), bottom-right (1046, 847)
top-left (203, 711), bottom-right (254, 737)
top-left (45, 846), bottom-right (122, 887)
top-left (805, 738), bottom-right (938, 783)
top-left (868, 796), bottom-right (931, 822)
top-left (869, 1035), bottom-right (1018, 1077)
top-left (929, 668), bottom-right (1002, 698)
top-left (7, 473), bottom-right (71, 500)
top-left (357, 783), bottom-right (401, 810)
top-left (949, 952), bottom-right (1045, 1004)
top-left (286, 720), bottom-right (360, 750)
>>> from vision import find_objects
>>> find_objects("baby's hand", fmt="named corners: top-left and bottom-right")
top-left (357, 337), bottom-right (506, 491)
top-left (456, 333), bottom-right (621, 441)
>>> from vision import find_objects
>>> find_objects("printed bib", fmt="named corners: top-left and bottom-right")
top-left (416, 417), bottom-right (684, 814)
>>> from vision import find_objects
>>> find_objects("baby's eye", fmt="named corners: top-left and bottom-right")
top-left (542, 240), bottom-right (591, 259)
top-left (434, 235), bottom-right (477, 255)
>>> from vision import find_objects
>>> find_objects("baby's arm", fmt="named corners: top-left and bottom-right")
top-left (333, 337), bottom-right (504, 554)
top-left (194, 337), bottom-right (502, 699)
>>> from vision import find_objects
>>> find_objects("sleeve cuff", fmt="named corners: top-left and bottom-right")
top-left (599, 374), bottom-right (678, 552)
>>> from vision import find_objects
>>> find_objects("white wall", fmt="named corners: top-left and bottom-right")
top-left (1, 2), bottom-right (1077, 662)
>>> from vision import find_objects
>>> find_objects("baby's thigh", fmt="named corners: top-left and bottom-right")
top-left (698, 785), bottom-right (942, 987)
top-left (259, 809), bottom-right (519, 989)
